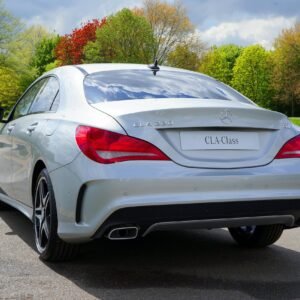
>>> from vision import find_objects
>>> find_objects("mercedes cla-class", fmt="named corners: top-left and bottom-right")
top-left (0, 64), bottom-right (299, 261)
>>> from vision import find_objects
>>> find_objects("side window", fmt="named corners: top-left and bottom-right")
top-left (50, 91), bottom-right (60, 112)
top-left (29, 77), bottom-right (59, 114)
top-left (11, 80), bottom-right (46, 120)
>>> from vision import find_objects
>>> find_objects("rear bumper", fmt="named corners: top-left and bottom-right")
top-left (93, 200), bottom-right (300, 239)
top-left (49, 154), bottom-right (300, 242)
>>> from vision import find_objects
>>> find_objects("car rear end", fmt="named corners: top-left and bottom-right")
top-left (50, 65), bottom-right (300, 243)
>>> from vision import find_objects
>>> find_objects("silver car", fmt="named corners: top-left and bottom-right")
top-left (0, 63), bottom-right (299, 261)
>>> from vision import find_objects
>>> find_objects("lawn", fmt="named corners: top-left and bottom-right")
top-left (289, 117), bottom-right (300, 126)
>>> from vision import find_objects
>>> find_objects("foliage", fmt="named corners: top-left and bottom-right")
top-left (134, 0), bottom-right (194, 63)
top-left (231, 45), bottom-right (274, 108)
top-left (272, 23), bottom-right (300, 116)
top-left (167, 44), bottom-right (199, 71)
top-left (167, 34), bottom-right (205, 70)
top-left (199, 44), bottom-right (243, 84)
top-left (84, 9), bottom-right (155, 64)
top-left (0, 0), bottom-right (22, 55)
top-left (0, 67), bottom-right (22, 111)
top-left (289, 117), bottom-right (300, 126)
top-left (5, 25), bottom-right (52, 90)
top-left (0, 1), bottom-right (299, 117)
top-left (31, 35), bottom-right (60, 76)
top-left (0, 25), bottom-right (55, 110)
top-left (55, 19), bottom-right (106, 65)
top-left (44, 60), bottom-right (59, 72)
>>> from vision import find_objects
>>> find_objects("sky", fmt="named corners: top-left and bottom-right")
top-left (4, 0), bottom-right (300, 49)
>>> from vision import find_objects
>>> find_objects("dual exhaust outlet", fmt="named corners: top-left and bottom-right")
top-left (107, 226), bottom-right (139, 240)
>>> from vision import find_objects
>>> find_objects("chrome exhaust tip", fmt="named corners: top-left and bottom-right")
top-left (107, 226), bottom-right (139, 240)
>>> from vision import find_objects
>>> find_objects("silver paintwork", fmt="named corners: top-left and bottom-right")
top-left (219, 109), bottom-right (233, 124)
top-left (0, 63), bottom-right (299, 243)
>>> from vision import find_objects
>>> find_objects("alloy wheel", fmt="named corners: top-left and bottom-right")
top-left (239, 225), bottom-right (256, 235)
top-left (34, 176), bottom-right (51, 253)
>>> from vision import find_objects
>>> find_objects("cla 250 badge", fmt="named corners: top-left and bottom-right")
top-left (133, 120), bottom-right (174, 128)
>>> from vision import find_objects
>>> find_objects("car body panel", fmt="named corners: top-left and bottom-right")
top-left (91, 99), bottom-right (295, 169)
top-left (49, 154), bottom-right (300, 242)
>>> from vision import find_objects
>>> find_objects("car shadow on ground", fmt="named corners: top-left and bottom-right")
top-left (1, 209), bottom-right (300, 300)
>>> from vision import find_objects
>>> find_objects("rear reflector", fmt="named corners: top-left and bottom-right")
top-left (275, 135), bottom-right (300, 159)
top-left (76, 126), bottom-right (170, 164)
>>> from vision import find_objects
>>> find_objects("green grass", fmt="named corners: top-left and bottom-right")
top-left (289, 117), bottom-right (300, 126)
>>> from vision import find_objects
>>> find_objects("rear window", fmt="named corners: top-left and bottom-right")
top-left (83, 70), bottom-right (252, 104)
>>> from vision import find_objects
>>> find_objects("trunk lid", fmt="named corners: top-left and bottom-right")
top-left (91, 98), bottom-right (294, 168)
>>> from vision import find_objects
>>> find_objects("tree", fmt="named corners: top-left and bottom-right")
top-left (134, 0), bottom-right (194, 63)
top-left (55, 19), bottom-right (106, 65)
top-left (167, 44), bottom-right (199, 70)
top-left (199, 44), bottom-right (243, 84)
top-left (31, 35), bottom-right (60, 76)
top-left (231, 45), bottom-right (273, 108)
top-left (5, 25), bottom-right (52, 90)
top-left (0, 0), bottom-right (22, 54)
top-left (272, 22), bottom-right (300, 116)
top-left (0, 67), bottom-right (22, 111)
top-left (0, 1), bottom-right (24, 111)
top-left (84, 9), bottom-right (154, 64)
top-left (166, 34), bottom-right (205, 70)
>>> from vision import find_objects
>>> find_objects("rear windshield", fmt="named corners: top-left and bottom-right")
top-left (83, 70), bottom-right (252, 104)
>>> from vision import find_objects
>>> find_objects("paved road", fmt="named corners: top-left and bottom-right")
top-left (0, 209), bottom-right (299, 300)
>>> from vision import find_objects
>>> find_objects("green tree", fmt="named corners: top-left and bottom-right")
top-left (0, 0), bottom-right (22, 53)
top-left (84, 9), bottom-right (155, 64)
top-left (167, 34), bottom-right (205, 70)
top-left (0, 25), bottom-right (55, 111)
top-left (0, 67), bottom-right (22, 111)
top-left (199, 44), bottom-right (242, 84)
top-left (272, 22), bottom-right (300, 116)
top-left (5, 25), bottom-right (53, 89)
top-left (231, 45), bottom-right (273, 107)
top-left (0, 0), bottom-right (22, 66)
top-left (31, 35), bottom-right (60, 76)
top-left (167, 44), bottom-right (200, 71)
top-left (0, 0), bottom-right (23, 111)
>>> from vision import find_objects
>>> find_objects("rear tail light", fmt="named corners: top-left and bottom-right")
top-left (76, 125), bottom-right (170, 164)
top-left (275, 135), bottom-right (300, 159)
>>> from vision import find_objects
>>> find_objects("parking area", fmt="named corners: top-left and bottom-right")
top-left (0, 209), bottom-right (299, 300)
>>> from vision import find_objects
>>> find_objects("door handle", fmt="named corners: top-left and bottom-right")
top-left (7, 124), bottom-right (16, 134)
top-left (26, 122), bottom-right (39, 134)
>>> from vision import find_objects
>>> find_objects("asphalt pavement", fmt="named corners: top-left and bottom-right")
top-left (0, 209), bottom-right (299, 300)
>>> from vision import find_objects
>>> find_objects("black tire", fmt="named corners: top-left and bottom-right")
top-left (0, 200), bottom-right (11, 210)
top-left (229, 224), bottom-right (284, 248)
top-left (33, 168), bottom-right (79, 262)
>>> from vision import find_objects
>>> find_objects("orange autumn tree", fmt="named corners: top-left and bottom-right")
top-left (55, 18), bottom-right (106, 65)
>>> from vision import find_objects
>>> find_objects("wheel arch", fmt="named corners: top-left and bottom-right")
top-left (31, 160), bottom-right (47, 204)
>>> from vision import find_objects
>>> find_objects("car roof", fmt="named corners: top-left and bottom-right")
top-left (46, 63), bottom-right (209, 78)
top-left (76, 63), bottom-right (193, 74)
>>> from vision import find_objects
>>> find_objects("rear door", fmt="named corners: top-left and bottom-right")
top-left (9, 77), bottom-right (59, 206)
